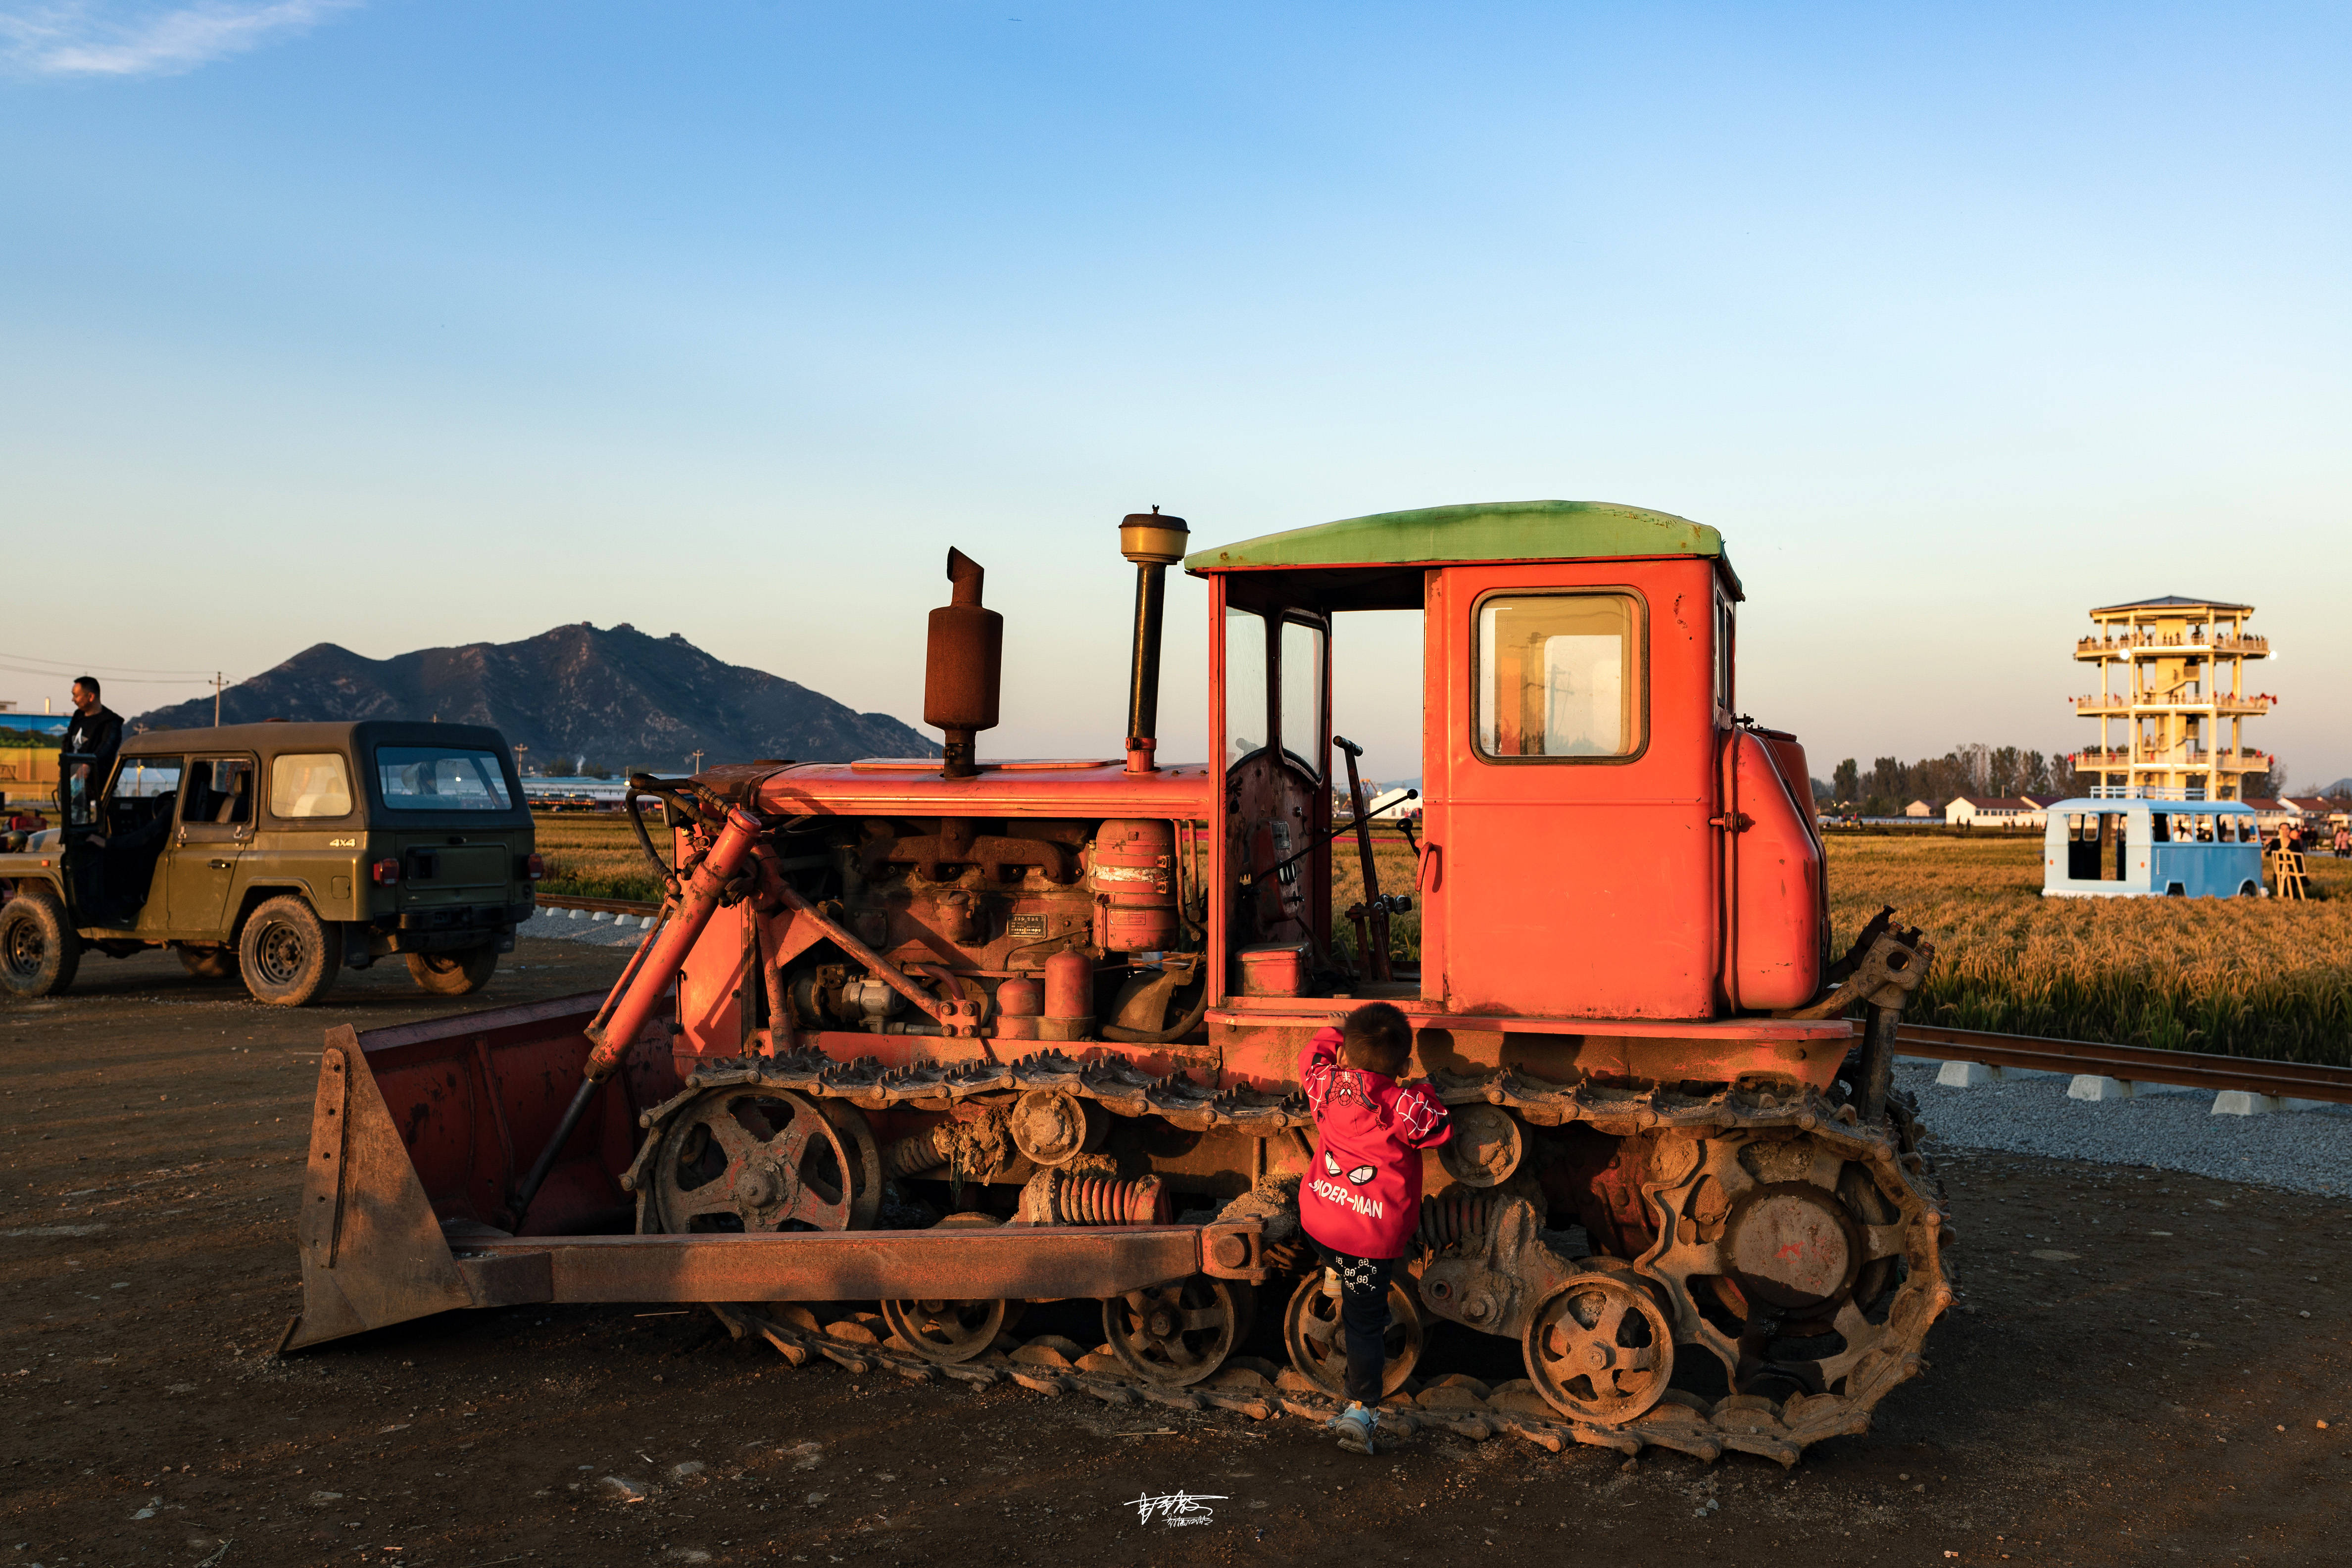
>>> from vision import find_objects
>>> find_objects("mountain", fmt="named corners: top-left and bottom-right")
top-left (131, 623), bottom-right (936, 770)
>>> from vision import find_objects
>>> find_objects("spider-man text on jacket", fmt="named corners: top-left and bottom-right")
top-left (1297, 1026), bottom-right (1453, 1259)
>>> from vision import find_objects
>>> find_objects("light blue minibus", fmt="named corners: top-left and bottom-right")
top-left (2042, 794), bottom-right (2263, 898)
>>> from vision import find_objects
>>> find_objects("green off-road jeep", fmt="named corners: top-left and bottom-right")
top-left (0, 721), bottom-right (539, 1006)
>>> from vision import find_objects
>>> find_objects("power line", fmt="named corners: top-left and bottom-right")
top-left (0, 662), bottom-right (217, 685)
top-left (0, 650), bottom-right (218, 678)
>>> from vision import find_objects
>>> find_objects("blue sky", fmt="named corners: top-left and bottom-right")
top-left (3, 2), bottom-right (2346, 787)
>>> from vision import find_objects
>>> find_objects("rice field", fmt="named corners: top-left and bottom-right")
top-left (533, 811), bottom-right (673, 901)
top-left (1830, 833), bottom-right (2352, 1066)
top-left (538, 812), bottom-right (2352, 1063)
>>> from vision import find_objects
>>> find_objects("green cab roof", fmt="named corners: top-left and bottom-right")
top-left (1184, 499), bottom-right (1737, 594)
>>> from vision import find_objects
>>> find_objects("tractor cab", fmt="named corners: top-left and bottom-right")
top-left (1188, 500), bottom-right (1825, 1025)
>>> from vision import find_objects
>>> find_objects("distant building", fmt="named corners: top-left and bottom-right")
top-left (1904, 799), bottom-right (1942, 819)
top-left (1946, 795), bottom-right (2048, 829)
top-left (2247, 796), bottom-right (2341, 833)
top-left (2072, 594), bottom-right (2270, 800)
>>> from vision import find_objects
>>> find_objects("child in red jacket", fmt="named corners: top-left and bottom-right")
top-left (1298, 1001), bottom-right (1451, 1454)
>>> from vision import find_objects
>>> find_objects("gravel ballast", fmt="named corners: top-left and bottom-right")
top-left (1900, 1059), bottom-right (2352, 1197)
top-left (517, 906), bottom-right (650, 946)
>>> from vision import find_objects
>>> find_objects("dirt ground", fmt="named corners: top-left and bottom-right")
top-left (4, 938), bottom-right (2348, 1568)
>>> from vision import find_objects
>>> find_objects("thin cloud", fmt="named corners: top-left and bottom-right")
top-left (0, 0), bottom-right (357, 78)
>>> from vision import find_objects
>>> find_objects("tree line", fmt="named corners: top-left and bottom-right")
top-left (1813, 745), bottom-right (2293, 817)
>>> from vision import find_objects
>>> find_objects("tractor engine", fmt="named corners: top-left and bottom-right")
top-left (760, 812), bottom-right (1206, 1043)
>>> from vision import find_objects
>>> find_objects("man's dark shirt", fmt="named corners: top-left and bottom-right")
top-left (62, 704), bottom-right (124, 788)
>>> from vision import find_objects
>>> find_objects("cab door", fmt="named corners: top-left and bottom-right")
top-left (167, 755), bottom-right (256, 933)
top-left (1421, 559), bottom-right (1720, 1019)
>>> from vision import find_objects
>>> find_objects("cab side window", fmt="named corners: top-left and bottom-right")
top-left (1475, 592), bottom-right (1645, 760)
top-left (181, 759), bottom-right (254, 827)
top-left (270, 752), bottom-right (354, 819)
top-left (106, 758), bottom-right (183, 835)
top-left (1224, 607), bottom-right (1269, 766)
top-left (1277, 618), bottom-right (1326, 778)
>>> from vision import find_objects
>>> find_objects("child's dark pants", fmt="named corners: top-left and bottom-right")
top-left (1314, 1244), bottom-right (1394, 1405)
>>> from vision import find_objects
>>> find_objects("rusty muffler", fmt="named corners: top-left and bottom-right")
top-left (924, 548), bottom-right (1002, 780)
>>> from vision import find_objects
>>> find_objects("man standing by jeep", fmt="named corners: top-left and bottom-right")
top-left (61, 677), bottom-right (123, 798)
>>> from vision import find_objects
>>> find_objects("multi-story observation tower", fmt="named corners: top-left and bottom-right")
top-left (2072, 594), bottom-right (2271, 800)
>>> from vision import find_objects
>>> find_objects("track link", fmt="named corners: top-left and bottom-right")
top-left (626, 1050), bottom-right (1954, 1466)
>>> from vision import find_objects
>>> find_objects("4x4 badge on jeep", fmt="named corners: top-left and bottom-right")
top-left (329, 837), bottom-right (356, 847)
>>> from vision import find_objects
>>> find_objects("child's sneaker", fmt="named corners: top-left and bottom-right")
top-left (1328, 1402), bottom-right (1377, 1455)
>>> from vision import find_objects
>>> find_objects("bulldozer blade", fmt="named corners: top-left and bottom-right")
top-left (283, 1039), bottom-right (474, 1350)
top-left (281, 990), bottom-right (681, 1353)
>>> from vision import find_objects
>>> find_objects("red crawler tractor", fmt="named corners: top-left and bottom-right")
top-left (287, 501), bottom-right (1943, 1464)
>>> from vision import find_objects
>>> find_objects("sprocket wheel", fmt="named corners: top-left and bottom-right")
top-left (1523, 1273), bottom-right (1674, 1423)
top-left (1639, 1127), bottom-right (1915, 1398)
top-left (1281, 1271), bottom-right (1423, 1399)
top-left (1103, 1276), bottom-right (1253, 1387)
top-left (640, 1084), bottom-right (882, 1234)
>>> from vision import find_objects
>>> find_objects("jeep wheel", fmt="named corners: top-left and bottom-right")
top-left (0, 893), bottom-right (80, 998)
top-left (407, 946), bottom-right (498, 996)
top-left (177, 943), bottom-right (238, 982)
top-left (238, 895), bottom-right (342, 1007)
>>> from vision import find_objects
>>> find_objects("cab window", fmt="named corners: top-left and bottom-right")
top-left (1714, 593), bottom-right (1735, 722)
top-left (1475, 592), bottom-right (1644, 759)
top-left (1277, 618), bottom-right (1326, 778)
top-left (181, 758), bottom-right (254, 826)
top-left (102, 757), bottom-right (182, 837)
top-left (1224, 607), bottom-right (1269, 767)
top-left (271, 752), bottom-right (354, 818)
top-left (110, 758), bottom-right (183, 801)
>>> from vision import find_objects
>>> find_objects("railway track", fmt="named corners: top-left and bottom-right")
top-left (532, 893), bottom-right (2351, 1106)
top-left (1872, 1020), bottom-right (2352, 1108)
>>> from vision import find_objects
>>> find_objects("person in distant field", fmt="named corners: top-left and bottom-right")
top-left (60, 677), bottom-right (123, 800)
top-left (2334, 824), bottom-right (2349, 858)
top-left (1296, 1001), bottom-right (1452, 1455)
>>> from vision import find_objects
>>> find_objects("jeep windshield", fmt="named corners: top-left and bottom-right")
top-left (374, 745), bottom-right (515, 811)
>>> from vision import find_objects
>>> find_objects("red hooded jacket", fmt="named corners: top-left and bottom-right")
top-left (1296, 1027), bottom-right (1452, 1260)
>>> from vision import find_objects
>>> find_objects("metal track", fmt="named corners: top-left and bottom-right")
top-left (1868, 1020), bottom-right (2352, 1107)
top-left (631, 1052), bottom-right (1954, 1466)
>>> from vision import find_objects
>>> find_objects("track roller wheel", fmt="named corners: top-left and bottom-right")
top-left (1522, 1273), bottom-right (1674, 1424)
top-left (1281, 1271), bottom-right (1423, 1399)
top-left (882, 1298), bottom-right (1011, 1365)
top-left (1103, 1276), bottom-right (1253, 1387)
top-left (640, 1086), bottom-right (882, 1233)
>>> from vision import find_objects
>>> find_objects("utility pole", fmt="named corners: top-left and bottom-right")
top-left (687, 749), bottom-right (705, 775)
top-left (212, 672), bottom-right (225, 726)
top-left (514, 743), bottom-right (529, 776)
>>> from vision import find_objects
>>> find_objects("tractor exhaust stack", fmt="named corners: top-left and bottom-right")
top-left (924, 548), bottom-right (1002, 780)
top-left (1118, 507), bottom-right (1187, 774)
